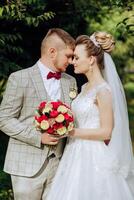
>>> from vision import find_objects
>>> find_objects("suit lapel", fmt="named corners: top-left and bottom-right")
top-left (29, 65), bottom-right (71, 104)
top-left (60, 75), bottom-right (70, 105)
top-left (29, 64), bottom-right (51, 102)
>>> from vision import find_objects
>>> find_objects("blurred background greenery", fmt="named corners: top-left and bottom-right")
top-left (0, 0), bottom-right (134, 199)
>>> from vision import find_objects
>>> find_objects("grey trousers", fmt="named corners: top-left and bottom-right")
top-left (11, 155), bottom-right (59, 200)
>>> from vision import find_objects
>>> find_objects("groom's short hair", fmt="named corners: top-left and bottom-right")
top-left (41, 28), bottom-right (75, 53)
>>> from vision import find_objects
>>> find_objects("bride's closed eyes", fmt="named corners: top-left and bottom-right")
top-left (73, 55), bottom-right (79, 60)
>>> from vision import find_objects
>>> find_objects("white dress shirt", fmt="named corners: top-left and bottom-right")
top-left (37, 60), bottom-right (61, 101)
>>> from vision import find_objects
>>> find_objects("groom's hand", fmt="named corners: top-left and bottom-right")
top-left (41, 133), bottom-right (59, 145)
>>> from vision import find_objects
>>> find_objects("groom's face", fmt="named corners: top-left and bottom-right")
top-left (54, 46), bottom-right (74, 72)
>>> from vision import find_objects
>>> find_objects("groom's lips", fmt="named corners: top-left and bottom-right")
top-left (64, 64), bottom-right (68, 68)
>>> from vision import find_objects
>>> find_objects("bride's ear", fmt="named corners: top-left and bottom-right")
top-left (89, 55), bottom-right (96, 65)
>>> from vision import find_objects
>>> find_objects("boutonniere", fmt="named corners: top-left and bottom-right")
top-left (69, 86), bottom-right (77, 100)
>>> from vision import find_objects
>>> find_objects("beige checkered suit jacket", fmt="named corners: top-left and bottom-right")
top-left (0, 63), bottom-right (77, 177)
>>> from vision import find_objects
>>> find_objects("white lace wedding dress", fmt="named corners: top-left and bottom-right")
top-left (47, 82), bottom-right (134, 200)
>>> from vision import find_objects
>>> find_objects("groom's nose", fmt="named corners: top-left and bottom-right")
top-left (68, 57), bottom-right (73, 65)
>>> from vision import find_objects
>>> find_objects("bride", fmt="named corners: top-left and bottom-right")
top-left (47, 32), bottom-right (134, 200)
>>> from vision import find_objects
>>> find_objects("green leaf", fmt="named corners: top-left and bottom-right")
top-left (0, 7), bottom-right (4, 16)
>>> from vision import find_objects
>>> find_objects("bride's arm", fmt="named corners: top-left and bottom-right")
top-left (70, 89), bottom-right (114, 141)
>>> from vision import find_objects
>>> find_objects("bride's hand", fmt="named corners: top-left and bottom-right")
top-left (68, 129), bottom-right (75, 137)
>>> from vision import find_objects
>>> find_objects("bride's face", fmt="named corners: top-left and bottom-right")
top-left (73, 44), bottom-right (90, 74)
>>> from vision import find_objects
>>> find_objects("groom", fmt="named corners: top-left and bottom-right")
top-left (0, 28), bottom-right (76, 199)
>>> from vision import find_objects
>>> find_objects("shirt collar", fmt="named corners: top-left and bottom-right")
top-left (37, 60), bottom-right (55, 79)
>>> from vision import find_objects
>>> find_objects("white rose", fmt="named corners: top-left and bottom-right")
top-left (68, 122), bottom-right (74, 131)
top-left (57, 105), bottom-right (68, 113)
top-left (55, 114), bottom-right (65, 123)
top-left (57, 126), bottom-right (67, 135)
top-left (40, 120), bottom-right (49, 130)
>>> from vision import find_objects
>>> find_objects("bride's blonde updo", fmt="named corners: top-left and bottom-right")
top-left (75, 31), bottom-right (115, 69)
top-left (95, 31), bottom-right (115, 53)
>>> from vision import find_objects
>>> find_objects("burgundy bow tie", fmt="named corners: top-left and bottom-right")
top-left (47, 71), bottom-right (61, 80)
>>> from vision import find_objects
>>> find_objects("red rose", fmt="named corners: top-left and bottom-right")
top-left (63, 113), bottom-right (69, 120)
top-left (47, 127), bottom-right (54, 134)
top-left (50, 110), bottom-right (59, 118)
top-left (53, 123), bottom-right (63, 130)
top-left (41, 115), bottom-right (48, 121)
top-left (51, 101), bottom-right (62, 110)
top-left (35, 116), bottom-right (39, 121)
top-left (64, 113), bottom-right (69, 120)
top-left (68, 116), bottom-right (74, 122)
top-left (35, 116), bottom-right (42, 123)
top-left (58, 123), bottom-right (63, 128)
top-left (53, 123), bottom-right (59, 130)
top-left (64, 113), bottom-right (74, 122)
top-left (39, 102), bottom-right (46, 109)
top-left (65, 121), bottom-right (69, 127)
top-left (35, 115), bottom-right (48, 123)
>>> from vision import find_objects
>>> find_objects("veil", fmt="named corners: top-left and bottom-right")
top-left (103, 52), bottom-right (134, 179)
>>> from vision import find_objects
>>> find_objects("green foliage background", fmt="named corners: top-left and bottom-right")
top-left (0, 0), bottom-right (133, 199)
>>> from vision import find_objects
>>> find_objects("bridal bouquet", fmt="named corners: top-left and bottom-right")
top-left (34, 101), bottom-right (74, 136)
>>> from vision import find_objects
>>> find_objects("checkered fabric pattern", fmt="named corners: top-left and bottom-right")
top-left (0, 63), bottom-right (77, 177)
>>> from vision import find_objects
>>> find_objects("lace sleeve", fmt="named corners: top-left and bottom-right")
top-left (96, 82), bottom-right (111, 95)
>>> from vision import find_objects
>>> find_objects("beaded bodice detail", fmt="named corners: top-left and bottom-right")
top-left (72, 82), bottom-right (111, 129)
